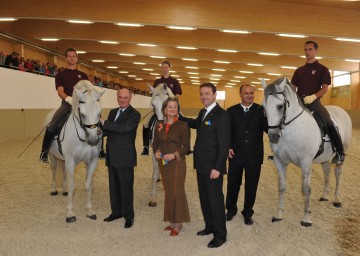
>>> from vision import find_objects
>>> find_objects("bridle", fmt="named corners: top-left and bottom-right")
top-left (266, 90), bottom-right (305, 131)
top-left (72, 91), bottom-right (101, 143)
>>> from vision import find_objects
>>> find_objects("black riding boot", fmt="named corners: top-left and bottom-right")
top-left (39, 129), bottom-right (55, 163)
top-left (141, 126), bottom-right (150, 156)
top-left (328, 123), bottom-right (345, 164)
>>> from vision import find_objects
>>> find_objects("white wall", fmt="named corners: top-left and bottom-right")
top-left (0, 68), bottom-right (151, 109)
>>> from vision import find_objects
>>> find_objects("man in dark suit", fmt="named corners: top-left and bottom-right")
top-left (179, 83), bottom-right (230, 248)
top-left (225, 84), bottom-right (268, 225)
top-left (100, 88), bottom-right (141, 229)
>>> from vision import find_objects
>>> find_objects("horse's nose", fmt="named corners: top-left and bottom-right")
top-left (268, 132), bottom-right (280, 144)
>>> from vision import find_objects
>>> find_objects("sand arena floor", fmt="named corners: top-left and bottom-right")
top-left (0, 125), bottom-right (359, 256)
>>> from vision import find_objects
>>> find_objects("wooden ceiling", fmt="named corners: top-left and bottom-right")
top-left (1, 0), bottom-right (360, 89)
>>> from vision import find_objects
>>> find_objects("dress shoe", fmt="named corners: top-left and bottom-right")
top-left (170, 225), bottom-right (181, 236)
top-left (124, 219), bottom-right (134, 228)
top-left (103, 214), bottom-right (121, 222)
top-left (226, 209), bottom-right (237, 221)
top-left (196, 229), bottom-right (212, 236)
top-left (164, 225), bottom-right (173, 231)
top-left (244, 216), bottom-right (254, 225)
top-left (208, 238), bottom-right (226, 248)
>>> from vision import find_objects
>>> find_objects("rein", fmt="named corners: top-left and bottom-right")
top-left (267, 91), bottom-right (305, 130)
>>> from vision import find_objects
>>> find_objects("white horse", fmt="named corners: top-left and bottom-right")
top-left (47, 80), bottom-right (105, 223)
top-left (148, 83), bottom-right (174, 207)
top-left (262, 77), bottom-right (352, 227)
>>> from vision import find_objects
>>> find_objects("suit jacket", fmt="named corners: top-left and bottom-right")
top-left (179, 103), bottom-right (230, 174)
top-left (227, 103), bottom-right (268, 166)
top-left (102, 105), bottom-right (141, 168)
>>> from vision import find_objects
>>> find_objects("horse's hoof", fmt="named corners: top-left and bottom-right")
top-left (333, 202), bottom-right (342, 208)
top-left (87, 214), bottom-right (97, 220)
top-left (50, 191), bottom-right (58, 196)
top-left (319, 197), bottom-right (329, 202)
top-left (62, 192), bottom-right (68, 196)
top-left (300, 221), bottom-right (312, 227)
top-left (66, 216), bottom-right (76, 223)
top-left (148, 201), bottom-right (157, 207)
top-left (272, 217), bottom-right (282, 223)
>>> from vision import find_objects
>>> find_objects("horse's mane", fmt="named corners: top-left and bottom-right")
top-left (265, 77), bottom-right (305, 108)
top-left (72, 80), bottom-right (97, 110)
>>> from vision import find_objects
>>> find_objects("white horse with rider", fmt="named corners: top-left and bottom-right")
top-left (262, 77), bottom-right (352, 226)
top-left (47, 80), bottom-right (104, 223)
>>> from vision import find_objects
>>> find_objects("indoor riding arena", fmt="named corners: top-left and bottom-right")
top-left (1, 1), bottom-right (360, 256)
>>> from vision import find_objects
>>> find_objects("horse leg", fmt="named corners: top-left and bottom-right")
top-left (272, 159), bottom-right (287, 223)
top-left (49, 153), bottom-right (58, 196)
top-left (149, 152), bottom-right (159, 207)
top-left (319, 161), bottom-right (331, 202)
top-left (300, 163), bottom-right (313, 227)
top-left (333, 163), bottom-right (343, 208)
top-left (85, 160), bottom-right (97, 220)
top-left (61, 160), bottom-right (68, 196)
top-left (65, 160), bottom-right (76, 223)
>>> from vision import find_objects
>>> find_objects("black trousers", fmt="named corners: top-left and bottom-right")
top-left (226, 162), bottom-right (261, 218)
top-left (108, 166), bottom-right (134, 220)
top-left (197, 172), bottom-right (226, 240)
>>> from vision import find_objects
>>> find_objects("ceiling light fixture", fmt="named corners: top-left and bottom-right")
top-left (41, 38), bottom-right (59, 41)
top-left (258, 52), bottom-right (280, 56)
top-left (239, 71), bottom-right (254, 74)
top-left (76, 51), bottom-right (86, 54)
top-left (220, 29), bottom-right (251, 34)
top-left (267, 73), bottom-right (281, 76)
top-left (281, 66), bottom-right (297, 69)
top-left (234, 76), bottom-right (246, 79)
top-left (214, 60), bottom-right (230, 64)
top-left (107, 66), bottom-right (118, 69)
top-left (133, 62), bottom-right (146, 65)
top-left (150, 56), bottom-right (165, 58)
top-left (225, 85), bottom-right (233, 88)
top-left (99, 40), bottom-right (118, 44)
top-left (176, 46), bottom-right (198, 50)
top-left (334, 37), bottom-right (360, 43)
top-left (118, 71), bottom-right (128, 73)
top-left (137, 43), bottom-right (157, 47)
top-left (247, 63), bottom-right (264, 66)
top-left (276, 33), bottom-right (307, 38)
top-left (128, 75), bottom-right (137, 77)
top-left (92, 60), bottom-right (104, 62)
top-left (211, 74), bottom-right (222, 77)
top-left (68, 20), bottom-right (93, 24)
top-left (188, 72), bottom-right (199, 75)
top-left (231, 80), bottom-right (241, 83)
top-left (143, 68), bottom-right (154, 71)
top-left (135, 78), bottom-right (143, 80)
top-left (119, 53), bottom-right (135, 56)
top-left (216, 49), bottom-right (238, 53)
top-left (115, 22), bottom-right (143, 27)
top-left (166, 26), bottom-right (196, 30)
top-left (150, 73), bottom-right (160, 75)
top-left (345, 59), bottom-right (360, 62)
top-left (182, 58), bottom-right (198, 61)
top-left (0, 17), bottom-right (17, 21)
top-left (185, 66), bottom-right (199, 69)
top-left (212, 69), bottom-right (226, 72)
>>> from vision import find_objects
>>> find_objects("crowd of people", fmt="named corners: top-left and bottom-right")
top-left (0, 49), bottom-right (148, 96)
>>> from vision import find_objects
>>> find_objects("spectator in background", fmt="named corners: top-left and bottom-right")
top-left (0, 50), bottom-right (6, 66)
top-left (24, 59), bottom-right (33, 72)
top-left (18, 61), bottom-right (26, 72)
top-left (4, 51), bottom-right (19, 69)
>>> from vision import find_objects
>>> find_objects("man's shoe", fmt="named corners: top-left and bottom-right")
top-left (103, 214), bottom-right (121, 222)
top-left (207, 238), bottom-right (226, 248)
top-left (197, 229), bottom-right (212, 236)
top-left (244, 216), bottom-right (253, 225)
top-left (124, 219), bottom-right (134, 228)
top-left (141, 147), bottom-right (149, 156)
top-left (39, 152), bottom-right (49, 163)
top-left (331, 152), bottom-right (345, 164)
top-left (226, 209), bottom-right (237, 221)
top-left (99, 149), bottom-right (106, 159)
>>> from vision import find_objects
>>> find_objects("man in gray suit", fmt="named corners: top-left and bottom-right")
top-left (179, 83), bottom-right (230, 248)
top-left (100, 88), bottom-right (141, 229)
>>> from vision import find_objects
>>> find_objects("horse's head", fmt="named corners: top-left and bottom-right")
top-left (73, 80), bottom-right (105, 145)
top-left (262, 77), bottom-right (301, 143)
top-left (150, 83), bottom-right (174, 120)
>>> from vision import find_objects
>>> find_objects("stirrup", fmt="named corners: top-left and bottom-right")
top-left (39, 152), bottom-right (49, 163)
top-left (141, 146), bottom-right (149, 156)
top-left (331, 152), bottom-right (345, 164)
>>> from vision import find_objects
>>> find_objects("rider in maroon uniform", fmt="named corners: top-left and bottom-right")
top-left (291, 41), bottom-right (345, 164)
